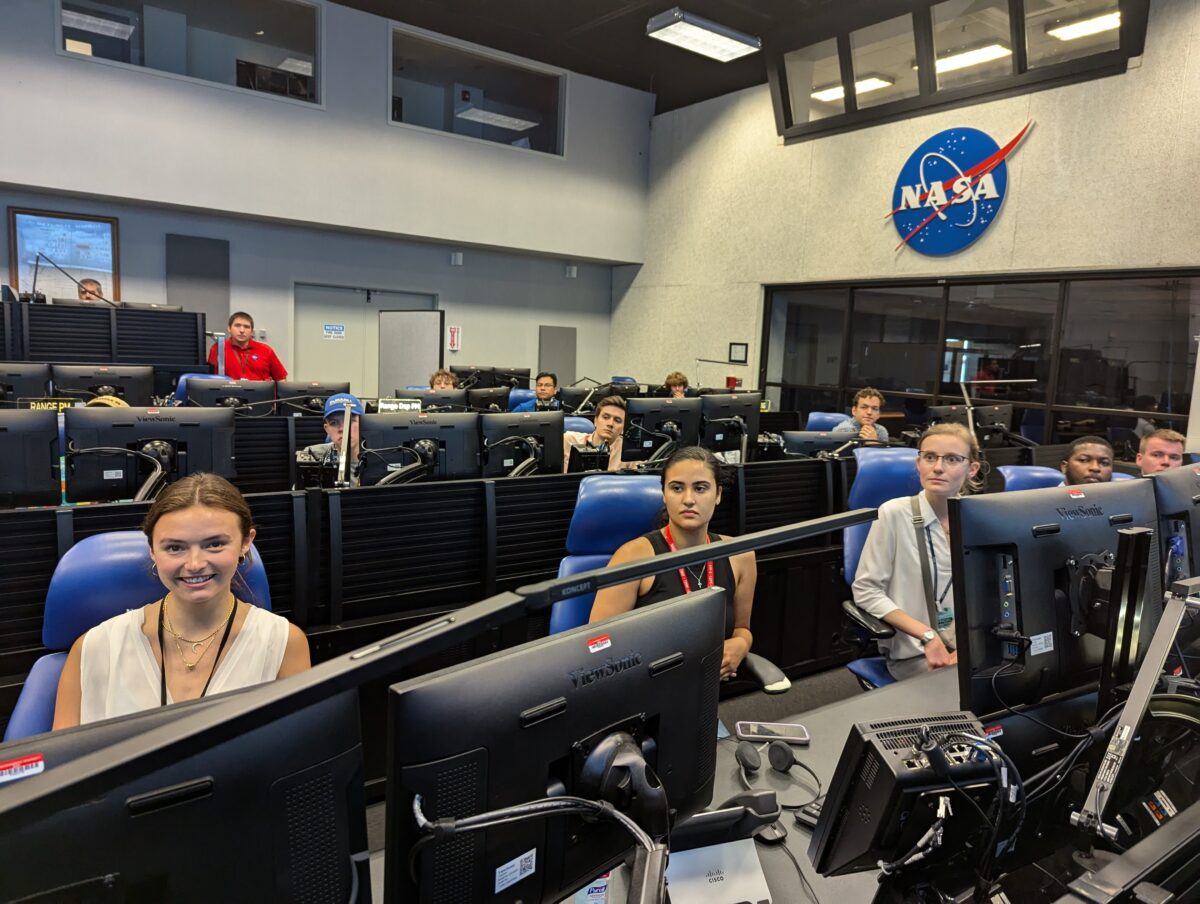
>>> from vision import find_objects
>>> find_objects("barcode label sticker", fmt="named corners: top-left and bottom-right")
top-left (495, 847), bottom-right (536, 893)
top-left (1029, 632), bottom-right (1054, 656)
top-left (0, 753), bottom-right (45, 785)
top-left (102, 469), bottom-right (124, 480)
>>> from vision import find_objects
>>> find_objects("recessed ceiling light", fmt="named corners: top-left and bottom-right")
top-left (646, 7), bottom-right (760, 62)
top-left (256, 29), bottom-right (265, 36)
top-left (278, 57), bottom-right (313, 76)
top-left (455, 107), bottom-right (539, 131)
top-left (934, 43), bottom-right (1011, 74)
top-left (1046, 11), bottom-right (1120, 41)
top-left (64, 38), bottom-right (93, 56)
top-left (811, 76), bottom-right (893, 103)
top-left (61, 10), bottom-right (134, 40)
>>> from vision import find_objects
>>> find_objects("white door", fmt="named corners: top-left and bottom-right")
top-left (293, 284), bottom-right (436, 398)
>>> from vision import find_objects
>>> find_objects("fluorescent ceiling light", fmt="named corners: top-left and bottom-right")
top-left (64, 38), bottom-right (93, 56)
top-left (1047, 10), bottom-right (1120, 41)
top-left (456, 107), bottom-right (538, 132)
top-left (934, 43), bottom-right (1011, 74)
top-left (278, 57), bottom-right (313, 76)
top-left (646, 7), bottom-right (760, 62)
top-left (811, 76), bottom-right (893, 103)
top-left (61, 10), bottom-right (135, 40)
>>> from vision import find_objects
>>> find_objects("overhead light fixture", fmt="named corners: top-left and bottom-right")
top-left (61, 10), bottom-right (135, 40)
top-left (646, 7), bottom-right (760, 62)
top-left (934, 43), bottom-right (1011, 74)
top-left (278, 57), bottom-right (314, 76)
top-left (811, 75), bottom-right (893, 103)
top-left (455, 107), bottom-right (538, 132)
top-left (64, 38), bottom-right (93, 56)
top-left (1047, 10), bottom-right (1120, 41)
top-left (255, 29), bottom-right (266, 36)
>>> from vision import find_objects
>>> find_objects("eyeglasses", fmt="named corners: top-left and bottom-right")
top-left (919, 452), bottom-right (969, 467)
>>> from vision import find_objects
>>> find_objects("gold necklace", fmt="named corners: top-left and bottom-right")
top-left (163, 595), bottom-right (236, 665)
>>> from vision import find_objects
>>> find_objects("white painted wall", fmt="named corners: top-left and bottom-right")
top-left (0, 0), bottom-right (654, 264)
top-left (0, 188), bottom-right (613, 378)
top-left (611, 0), bottom-right (1200, 386)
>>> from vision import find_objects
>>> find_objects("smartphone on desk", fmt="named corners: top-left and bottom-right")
top-left (734, 721), bottom-right (810, 745)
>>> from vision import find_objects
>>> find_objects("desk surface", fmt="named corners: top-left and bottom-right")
top-left (715, 667), bottom-right (959, 902)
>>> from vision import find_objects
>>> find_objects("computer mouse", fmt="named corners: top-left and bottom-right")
top-left (753, 820), bottom-right (789, 846)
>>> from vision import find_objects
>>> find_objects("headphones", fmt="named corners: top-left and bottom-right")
top-left (735, 740), bottom-right (822, 810)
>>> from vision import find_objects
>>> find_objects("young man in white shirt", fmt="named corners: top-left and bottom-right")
top-left (562, 396), bottom-right (633, 472)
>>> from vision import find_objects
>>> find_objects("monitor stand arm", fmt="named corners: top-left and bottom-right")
top-left (1071, 575), bottom-right (1200, 840)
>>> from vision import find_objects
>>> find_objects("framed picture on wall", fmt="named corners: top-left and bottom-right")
top-left (728, 342), bottom-right (749, 365)
top-left (7, 208), bottom-right (120, 301)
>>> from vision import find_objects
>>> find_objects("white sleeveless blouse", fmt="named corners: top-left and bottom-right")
top-left (79, 605), bottom-right (289, 724)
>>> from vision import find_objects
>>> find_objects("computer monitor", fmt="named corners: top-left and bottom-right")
top-left (0, 409), bottom-right (61, 506)
top-left (1151, 465), bottom-right (1200, 585)
top-left (623, 397), bottom-right (701, 462)
top-left (605, 382), bottom-right (640, 401)
top-left (64, 406), bottom-right (237, 503)
top-left (782, 430), bottom-right (849, 456)
top-left (493, 366), bottom-right (531, 389)
top-left (949, 479), bottom-right (1162, 717)
top-left (479, 411), bottom-right (565, 477)
top-left (384, 586), bottom-right (725, 903)
top-left (558, 385), bottom-right (606, 414)
top-left (467, 386), bottom-right (510, 412)
top-left (450, 365), bottom-right (495, 389)
top-left (928, 403), bottom-right (1014, 448)
top-left (51, 364), bottom-right (155, 406)
top-left (699, 393), bottom-right (761, 455)
top-left (0, 363), bottom-right (51, 406)
top-left (120, 301), bottom-right (184, 312)
top-left (186, 379), bottom-right (276, 415)
top-left (0, 687), bottom-right (369, 903)
top-left (0, 284), bottom-right (16, 302)
top-left (276, 380), bottom-right (351, 416)
top-left (409, 388), bottom-right (468, 411)
top-left (359, 411), bottom-right (481, 484)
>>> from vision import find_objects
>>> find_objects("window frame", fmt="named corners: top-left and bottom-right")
top-left (386, 20), bottom-right (569, 159)
top-left (53, 0), bottom-right (326, 110)
top-left (765, 0), bottom-right (1149, 143)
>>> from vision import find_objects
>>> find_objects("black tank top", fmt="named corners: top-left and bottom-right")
top-left (635, 529), bottom-right (737, 638)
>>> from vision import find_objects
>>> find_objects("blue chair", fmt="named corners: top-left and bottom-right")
top-left (1019, 420), bottom-right (1045, 444)
top-left (998, 465), bottom-right (1064, 491)
top-left (806, 411), bottom-right (852, 432)
top-left (173, 372), bottom-right (228, 406)
top-left (842, 447), bottom-right (922, 690)
top-left (565, 416), bottom-right (594, 433)
top-left (4, 531), bottom-right (272, 742)
top-left (551, 475), bottom-right (790, 693)
top-left (1113, 472), bottom-right (1137, 481)
top-left (507, 388), bottom-right (536, 410)
top-left (404, 384), bottom-right (429, 391)
top-left (610, 376), bottom-right (638, 385)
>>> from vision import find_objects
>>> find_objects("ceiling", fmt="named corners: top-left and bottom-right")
top-left (335, 0), bottom-right (898, 113)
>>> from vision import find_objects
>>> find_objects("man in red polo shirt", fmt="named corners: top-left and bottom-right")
top-left (207, 311), bottom-right (287, 381)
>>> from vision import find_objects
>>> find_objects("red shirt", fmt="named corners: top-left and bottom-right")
top-left (207, 338), bottom-right (288, 381)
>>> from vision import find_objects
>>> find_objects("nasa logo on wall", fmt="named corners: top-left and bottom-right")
top-left (889, 122), bottom-right (1031, 256)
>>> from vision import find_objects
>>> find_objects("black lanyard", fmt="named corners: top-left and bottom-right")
top-left (158, 596), bottom-right (238, 707)
top-left (924, 527), bottom-right (952, 609)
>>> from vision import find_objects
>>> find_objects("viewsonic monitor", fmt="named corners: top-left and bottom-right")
top-left (0, 363), bottom-right (51, 406)
top-left (699, 393), bottom-right (761, 455)
top-left (928, 403), bottom-right (1013, 448)
top-left (623, 397), bottom-right (701, 462)
top-left (64, 406), bottom-right (236, 503)
top-left (385, 586), bottom-right (725, 903)
top-left (479, 411), bottom-right (565, 477)
top-left (783, 430), bottom-right (849, 457)
top-left (0, 409), bottom-right (61, 507)
top-left (400, 389), bottom-right (467, 411)
top-left (359, 411), bottom-right (481, 483)
top-left (467, 386), bottom-right (511, 412)
top-left (0, 687), bottom-right (368, 904)
top-left (51, 364), bottom-right (154, 406)
top-left (1152, 466), bottom-right (1200, 586)
top-left (558, 386), bottom-right (607, 414)
top-left (276, 380), bottom-right (351, 415)
top-left (493, 367), bottom-right (531, 389)
top-left (450, 365), bottom-right (495, 389)
top-left (186, 379), bottom-right (276, 415)
top-left (949, 479), bottom-right (1162, 717)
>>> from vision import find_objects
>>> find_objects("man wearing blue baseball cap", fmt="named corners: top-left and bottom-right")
top-left (296, 392), bottom-right (365, 487)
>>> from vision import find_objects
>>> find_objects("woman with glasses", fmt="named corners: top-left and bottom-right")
top-left (852, 423), bottom-right (982, 681)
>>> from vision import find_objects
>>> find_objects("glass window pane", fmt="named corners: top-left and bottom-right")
top-left (60, 0), bottom-right (319, 103)
top-left (847, 287), bottom-right (942, 393)
top-left (932, 0), bottom-right (1013, 90)
top-left (1026, 0), bottom-right (1121, 69)
top-left (392, 29), bottom-right (562, 155)
top-left (941, 283), bottom-right (1058, 401)
top-left (784, 38), bottom-right (844, 122)
top-left (765, 289), bottom-right (847, 387)
top-left (1057, 278), bottom-right (1200, 416)
top-left (849, 14), bottom-right (920, 109)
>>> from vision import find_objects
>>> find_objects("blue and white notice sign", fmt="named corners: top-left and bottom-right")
top-left (323, 323), bottom-right (345, 340)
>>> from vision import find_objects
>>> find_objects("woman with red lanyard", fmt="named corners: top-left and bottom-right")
top-left (590, 446), bottom-right (756, 680)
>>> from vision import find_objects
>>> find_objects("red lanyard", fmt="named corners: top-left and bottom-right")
top-left (663, 525), bottom-right (714, 594)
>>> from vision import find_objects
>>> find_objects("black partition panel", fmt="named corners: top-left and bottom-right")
top-left (13, 302), bottom-right (205, 365)
top-left (493, 474), bottom-right (586, 589)
top-left (0, 509), bottom-right (59, 677)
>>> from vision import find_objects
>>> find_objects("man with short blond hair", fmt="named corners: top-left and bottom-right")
top-left (1137, 428), bottom-right (1186, 476)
